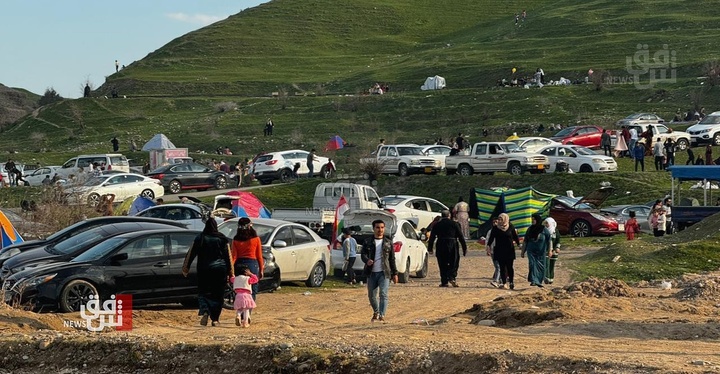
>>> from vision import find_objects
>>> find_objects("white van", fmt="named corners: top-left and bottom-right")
top-left (57, 154), bottom-right (130, 177)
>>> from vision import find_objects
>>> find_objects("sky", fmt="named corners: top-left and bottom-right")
top-left (0, 0), bottom-right (269, 99)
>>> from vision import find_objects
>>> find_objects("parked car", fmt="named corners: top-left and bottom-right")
top-left (537, 145), bottom-right (617, 172)
top-left (251, 150), bottom-right (334, 185)
top-left (381, 195), bottom-right (448, 230)
top-left (600, 204), bottom-right (653, 232)
top-left (687, 111), bottom-right (720, 146)
top-left (23, 166), bottom-right (62, 186)
top-left (147, 162), bottom-right (229, 193)
top-left (4, 228), bottom-right (204, 312)
top-left (63, 173), bottom-right (164, 206)
top-left (331, 210), bottom-right (428, 283)
top-left (420, 145), bottom-right (452, 169)
top-left (57, 154), bottom-right (130, 178)
top-left (136, 202), bottom-right (222, 231)
top-left (508, 137), bottom-right (560, 153)
top-left (550, 125), bottom-right (604, 149)
top-left (549, 187), bottom-right (619, 237)
top-left (0, 221), bottom-right (186, 282)
top-left (218, 218), bottom-right (331, 289)
top-left (616, 113), bottom-right (664, 128)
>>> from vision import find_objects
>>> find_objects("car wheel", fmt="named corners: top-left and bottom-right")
top-left (279, 169), bottom-right (293, 183)
top-left (416, 254), bottom-right (429, 278)
top-left (714, 133), bottom-right (720, 146)
top-left (571, 219), bottom-right (592, 237)
top-left (398, 164), bottom-right (409, 177)
top-left (458, 164), bottom-right (473, 176)
top-left (398, 258), bottom-right (411, 283)
top-left (305, 262), bottom-right (326, 287)
top-left (676, 138), bottom-right (689, 151)
top-left (60, 280), bottom-right (98, 313)
top-left (579, 164), bottom-right (593, 173)
top-left (214, 176), bottom-right (227, 190)
top-left (320, 165), bottom-right (328, 179)
top-left (87, 193), bottom-right (101, 207)
top-left (140, 189), bottom-right (155, 199)
top-left (508, 162), bottom-right (523, 175)
top-left (169, 180), bottom-right (182, 194)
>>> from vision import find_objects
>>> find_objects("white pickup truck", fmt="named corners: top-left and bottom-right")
top-left (271, 182), bottom-right (383, 239)
top-left (360, 144), bottom-right (442, 176)
top-left (445, 142), bottom-right (550, 175)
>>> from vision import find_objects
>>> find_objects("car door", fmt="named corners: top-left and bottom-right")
top-left (189, 163), bottom-right (211, 186)
top-left (166, 232), bottom-right (200, 297)
top-left (289, 226), bottom-right (321, 280)
top-left (269, 226), bottom-right (298, 280)
top-left (162, 207), bottom-right (204, 230)
top-left (119, 174), bottom-right (147, 199)
top-left (102, 175), bottom-right (129, 201)
top-left (408, 199), bottom-right (432, 229)
top-left (26, 167), bottom-right (51, 186)
top-left (169, 163), bottom-right (194, 187)
top-left (469, 143), bottom-right (488, 170)
top-left (579, 127), bottom-right (601, 148)
top-left (425, 200), bottom-right (447, 230)
top-left (106, 233), bottom-right (169, 301)
top-left (399, 222), bottom-right (424, 272)
top-left (540, 147), bottom-right (558, 172)
top-left (557, 147), bottom-right (581, 172)
top-left (383, 146), bottom-right (400, 173)
top-left (486, 143), bottom-right (509, 171)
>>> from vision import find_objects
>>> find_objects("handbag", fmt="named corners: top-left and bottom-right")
top-left (342, 259), bottom-right (349, 272)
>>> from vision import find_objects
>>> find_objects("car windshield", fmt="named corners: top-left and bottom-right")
top-left (380, 196), bottom-right (405, 206)
top-left (573, 147), bottom-right (596, 156)
top-left (554, 196), bottom-right (593, 210)
top-left (397, 147), bottom-right (423, 156)
top-left (72, 237), bottom-right (128, 262)
top-left (500, 143), bottom-right (520, 153)
top-left (82, 176), bottom-right (108, 187)
top-left (624, 114), bottom-right (643, 120)
top-left (52, 228), bottom-right (108, 255)
top-left (698, 115), bottom-right (720, 125)
top-left (218, 223), bottom-right (274, 244)
top-left (554, 127), bottom-right (575, 137)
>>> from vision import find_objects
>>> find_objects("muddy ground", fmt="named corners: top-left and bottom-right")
top-left (0, 246), bottom-right (719, 373)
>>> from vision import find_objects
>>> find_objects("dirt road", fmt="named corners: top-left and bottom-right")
top-left (1, 246), bottom-right (719, 373)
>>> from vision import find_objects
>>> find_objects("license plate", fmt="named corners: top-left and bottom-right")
top-left (618, 223), bottom-right (625, 232)
top-left (424, 167), bottom-right (433, 173)
top-left (537, 164), bottom-right (544, 170)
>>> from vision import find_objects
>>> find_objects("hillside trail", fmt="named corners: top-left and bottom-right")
top-left (1, 245), bottom-right (719, 373)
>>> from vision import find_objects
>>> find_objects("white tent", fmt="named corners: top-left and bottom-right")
top-left (142, 134), bottom-right (176, 151)
top-left (420, 75), bottom-right (446, 90)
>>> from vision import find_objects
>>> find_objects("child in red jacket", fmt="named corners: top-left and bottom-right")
top-left (625, 211), bottom-right (641, 240)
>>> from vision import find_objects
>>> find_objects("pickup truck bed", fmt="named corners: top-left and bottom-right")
top-left (673, 206), bottom-right (720, 230)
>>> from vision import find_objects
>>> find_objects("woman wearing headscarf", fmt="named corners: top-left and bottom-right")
top-left (522, 213), bottom-right (551, 288)
top-left (486, 213), bottom-right (520, 290)
top-left (543, 217), bottom-right (560, 284)
top-left (452, 196), bottom-right (470, 239)
top-left (231, 217), bottom-right (264, 301)
top-left (182, 219), bottom-right (233, 326)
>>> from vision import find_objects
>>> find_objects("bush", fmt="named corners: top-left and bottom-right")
top-left (38, 87), bottom-right (63, 107)
top-left (214, 102), bottom-right (238, 113)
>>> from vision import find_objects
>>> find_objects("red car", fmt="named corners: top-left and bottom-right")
top-left (550, 186), bottom-right (619, 237)
top-left (550, 125), bottom-right (604, 149)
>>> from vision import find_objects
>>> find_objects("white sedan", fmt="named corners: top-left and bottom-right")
top-left (64, 173), bottom-right (165, 205)
top-left (381, 195), bottom-right (448, 230)
top-left (332, 210), bottom-right (428, 283)
top-left (509, 137), bottom-right (560, 153)
top-left (538, 145), bottom-right (618, 172)
top-left (23, 166), bottom-right (62, 186)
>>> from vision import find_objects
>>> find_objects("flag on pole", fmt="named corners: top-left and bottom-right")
top-left (332, 195), bottom-right (349, 248)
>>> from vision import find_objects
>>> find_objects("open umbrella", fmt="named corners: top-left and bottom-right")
top-left (324, 135), bottom-right (345, 151)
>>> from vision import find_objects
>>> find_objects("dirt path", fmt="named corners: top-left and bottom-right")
top-left (1, 246), bottom-right (719, 373)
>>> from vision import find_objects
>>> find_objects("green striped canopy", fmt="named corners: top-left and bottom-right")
top-left (470, 187), bottom-right (555, 237)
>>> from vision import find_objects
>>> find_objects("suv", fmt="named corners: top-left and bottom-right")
top-left (687, 111), bottom-right (720, 146)
top-left (252, 150), bottom-right (333, 185)
top-left (57, 154), bottom-right (130, 178)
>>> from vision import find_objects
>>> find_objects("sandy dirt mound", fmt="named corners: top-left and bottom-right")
top-left (675, 275), bottom-right (720, 301)
top-left (565, 277), bottom-right (636, 297)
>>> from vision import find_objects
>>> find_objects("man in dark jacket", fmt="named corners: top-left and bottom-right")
top-left (427, 210), bottom-right (467, 288)
top-left (361, 219), bottom-right (398, 323)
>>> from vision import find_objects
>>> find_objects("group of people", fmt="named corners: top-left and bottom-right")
top-left (672, 108), bottom-right (706, 122)
top-left (2, 159), bottom-right (25, 187)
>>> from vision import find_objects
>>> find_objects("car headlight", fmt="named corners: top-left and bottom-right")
top-left (17, 273), bottom-right (57, 289)
top-left (699, 129), bottom-right (711, 134)
top-left (0, 248), bottom-right (21, 261)
top-left (592, 158), bottom-right (604, 164)
top-left (590, 213), bottom-right (611, 222)
top-left (410, 160), bottom-right (419, 165)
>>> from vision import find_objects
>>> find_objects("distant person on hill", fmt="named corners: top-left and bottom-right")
top-left (455, 133), bottom-right (465, 151)
top-left (111, 137), bottom-right (119, 152)
top-left (522, 9), bottom-right (527, 21)
top-left (115, 60), bottom-right (119, 73)
top-left (514, 13), bottom-right (519, 25)
top-left (83, 84), bottom-right (91, 98)
top-left (633, 142), bottom-right (645, 172)
top-left (686, 147), bottom-right (695, 165)
top-left (306, 149), bottom-right (318, 178)
top-left (705, 144), bottom-right (713, 165)
top-left (673, 109), bottom-right (682, 122)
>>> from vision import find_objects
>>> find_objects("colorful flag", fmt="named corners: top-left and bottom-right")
top-left (332, 195), bottom-right (349, 248)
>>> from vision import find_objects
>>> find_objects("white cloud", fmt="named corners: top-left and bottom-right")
top-left (166, 13), bottom-right (225, 26)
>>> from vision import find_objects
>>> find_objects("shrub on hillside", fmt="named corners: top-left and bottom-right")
top-left (38, 87), bottom-right (63, 107)
top-left (215, 102), bottom-right (238, 113)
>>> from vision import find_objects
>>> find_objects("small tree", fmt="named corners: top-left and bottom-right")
top-left (704, 60), bottom-right (720, 87)
top-left (38, 87), bottom-right (63, 106)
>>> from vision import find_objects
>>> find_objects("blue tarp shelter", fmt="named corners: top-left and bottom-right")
top-left (667, 166), bottom-right (720, 205)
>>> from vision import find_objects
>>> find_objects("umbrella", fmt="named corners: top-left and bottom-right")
top-left (324, 135), bottom-right (345, 151)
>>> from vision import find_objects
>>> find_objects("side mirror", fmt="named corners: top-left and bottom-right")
top-left (272, 240), bottom-right (287, 248)
top-left (110, 253), bottom-right (128, 264)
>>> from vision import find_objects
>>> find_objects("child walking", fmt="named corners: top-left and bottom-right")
top-left (233, 264), bottom-right (258, 327)
top-left (625, 211), bottom-right (641, 240)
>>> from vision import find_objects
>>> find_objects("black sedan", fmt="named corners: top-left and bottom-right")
top-left (0, 216), bottom-right (189, 268)
top-left (147, 163), bottom-right (229, 194)
top-left (0, 221), bottom-right (186, 282)
top-left (5, 229), bottom-right (276, 312)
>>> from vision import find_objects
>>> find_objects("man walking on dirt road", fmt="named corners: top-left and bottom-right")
top-left (427, 210), bottom-right (467, 287)
top-left (361, 220), bottom-right (398, 323)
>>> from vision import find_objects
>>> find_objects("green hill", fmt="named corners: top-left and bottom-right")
top-left (0, 84), bottom-right (38, 127)
top-left (3, 0), bottom-right (720, 158)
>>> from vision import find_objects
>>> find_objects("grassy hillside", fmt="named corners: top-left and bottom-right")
top-left (0, 84), bottom-right (38, 127)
